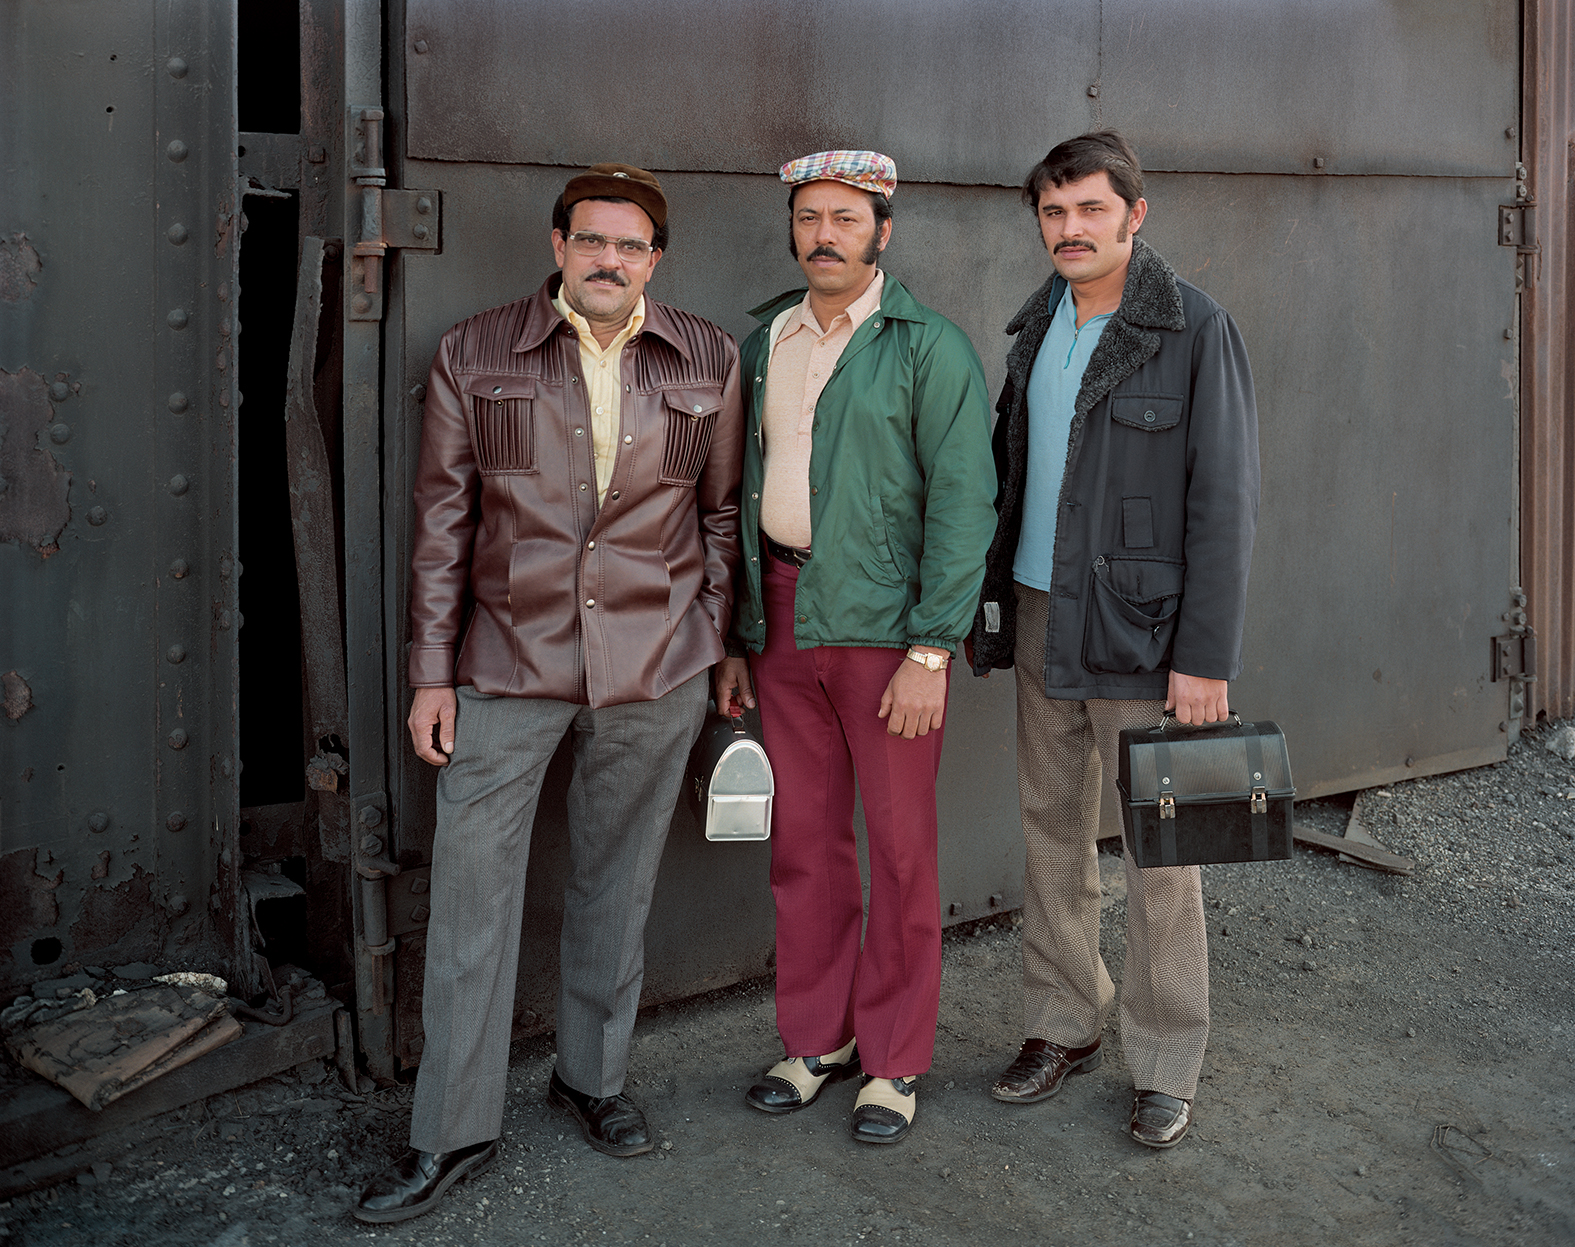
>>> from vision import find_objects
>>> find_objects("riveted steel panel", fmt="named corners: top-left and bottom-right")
top-left (1100, 0), bottom-right (1520, 177)
top-left (0, 2), bottom-right (240, 993)
top-left (403, 0), bottom-right (1101, 183)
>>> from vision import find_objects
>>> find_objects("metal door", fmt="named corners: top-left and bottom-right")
top-left (364, 0), bottom-right (1523, 1070)
top-left (0, 4), bottom-right (243, 991)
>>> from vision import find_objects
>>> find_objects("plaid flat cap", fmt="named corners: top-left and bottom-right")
top-left (779, 150), bottom-right (897, 200)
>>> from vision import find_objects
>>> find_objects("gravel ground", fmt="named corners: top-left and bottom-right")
top-left (5, 722), bottom-right (1574, 1247)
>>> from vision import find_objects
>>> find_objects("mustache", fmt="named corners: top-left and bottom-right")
top-left (585, 268), bottom-right (628, 286)
top-left (1054, 239), bottom-right (1095, 254)
top-left (806, 245), bottom-right (845, 263)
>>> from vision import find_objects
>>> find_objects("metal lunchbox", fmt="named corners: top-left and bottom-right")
top-left (686, 711), bottom-right (774, 841)
top-left (1116, 714), bottom-right (1295, 868)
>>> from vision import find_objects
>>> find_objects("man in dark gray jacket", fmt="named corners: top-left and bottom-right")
top-left (969, 131), bottom-right (1258, 1149)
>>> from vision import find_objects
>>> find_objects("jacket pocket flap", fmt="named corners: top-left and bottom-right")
top-left (461, 375), bottom-right (537, 402)
top-left (1111, 394), bottom-right (1182, 431)
top-left (662, 387), bottom-right (724, 419)
top-left (1098, 556), bottom-right (1185, 604)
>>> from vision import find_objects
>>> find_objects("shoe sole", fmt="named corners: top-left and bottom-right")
top-left (745, 1056), bottom-right (863, 1115)
top-left (351, 1144), bottom-right (498, 1224)
top-left (548, 1085), bottom-right (655, 1156)
top-left (989, 1048), bottom-right (1102, 1104)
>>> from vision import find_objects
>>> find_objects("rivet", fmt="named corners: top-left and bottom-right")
top-left (1087, 84), bottom-right (1099, 97)
top-left (352, 293), bottom-right (372, 314)
top-left (221, 757), bottom-right (234, 777)
top-left (87, 506), bottom-right (108, 526)
top-left (167, 308), bottom-right (189, 329)
top-left (166, 811), bottom-right (187, 832)
top-left (411, 904), bottom-right (431, 922)
top-left (170, 559), bottom-right (190, 578)
top-left (412, 223), bottom-right (429, 240)
top-left (322, 240), bottom-right (340, 259)
top-left (218, 609), bottom-right (232, 630)
top-left (586, 598), bottom-right (595, 608)
top-left (168, 391), bottom-right (189, 413)
top-left (88, 812), bottom-right (110, 833)
top-left (48, 381), bottom-right (70, 402)
top-left (218, 318), bottom-right (232, 338)
top-left (168, 728), bottom-right (189, 750)
top-left (167, 223), bottom-right (189, 245)
top-left (219, 554), bottom-right (234, 577)
top-left (168, 474), bottom-right (189, 495)
top-left (166, 57), bottom-right (188, 78)
top-left (1253, 771), bottom-right (1262, 781)
top-left (1505, 126), bottom-right (1517, 139)
top-left (167, 644), bottom-right (187, 663)
top-left (49, 423), bottom-right (71, 444)
top-left (1405, 755), bottom-right (1416, 766)
top-left (413, 38), bottom-right (430, 53)
top-left (168, 893), bottom-right (189, 914)
top-left (416, 196), bottom-right (432, 214)
top-left (166, 139), bottom-right (189, 163)
top-left (1504, 328), bottom-right (1513, 340)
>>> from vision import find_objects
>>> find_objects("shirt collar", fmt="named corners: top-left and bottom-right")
top-left (552, 291), bottom-right (646, 350)
top-left (789, 269), bottom-right (886, 338)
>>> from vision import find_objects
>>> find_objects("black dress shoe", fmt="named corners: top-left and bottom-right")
top-left (990, 1038), bottom-right (1102, 1104)
top-left (353, 1139), bottom-right (498, 1224)
top-left (745, 1039), bottom-right (860, 1114)
top-left (1129, 1090), bottom-right (1193, 1148)
top-left (548, 1069), bottom-right (654, 1156)
top-left (850, 1075), bottom-right (917, 1145)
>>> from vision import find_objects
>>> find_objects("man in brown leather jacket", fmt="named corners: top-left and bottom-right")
top-left (356, 163), bottom-right (743, 1225)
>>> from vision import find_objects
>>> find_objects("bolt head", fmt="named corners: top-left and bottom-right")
top-left (1313, 157), bottom-right (1326, 170)
top-left (412, 223), bottom-right (429, 240)
top-left (411, 904), bottom-right (431, 922)
top-left (359, 806), bottom-right (384, 828)
top-left (49, 423), bottom-right (71, 445)
top-left (166, 139), bottom-right (189, 163)
top-left (88, 812), bottom-right (110, 833)
top-left (308, 145), bottom-right (327, 163)
top-left (416, 196), bottom-right (432, 214)
top-left (1087, 84), bottom-right (1099, 97)
top-left (414, 39), bottom-right (430, 53)
top-left (352, 293), bottom-right (372, 314)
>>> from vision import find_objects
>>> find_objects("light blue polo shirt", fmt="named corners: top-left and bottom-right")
top-left (1013, 285), bottom-right (1114, 590)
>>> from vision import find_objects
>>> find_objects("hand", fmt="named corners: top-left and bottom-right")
top-left (963, 634), bottom-right (988, 678)
top-left (1165, 670), bottom-right (1229, 726)
top-left (878, 649), bottom-right (949, 739)
top-left (409, 686), bottom-right (458, 765)
top-left (714, 656), bottom-right (756, 716)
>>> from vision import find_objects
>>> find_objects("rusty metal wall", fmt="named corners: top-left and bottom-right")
top-left (374, 0), bottom-right (1522, 1056)
top-left (1521, 0), bottom-right (1575, 722)
top-left (0, 3), bottom-right (243, 993)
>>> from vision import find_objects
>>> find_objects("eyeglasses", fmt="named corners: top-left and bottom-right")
top-left (565, 231), bottom-right (655, 261)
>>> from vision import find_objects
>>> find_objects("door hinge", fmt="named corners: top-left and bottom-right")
top-left (348, 106), bottom-right (442, 322)
top-left (1497, 202), bottom-right (1538, 254)
top-left (1491, 629), bottom-right (1536, 682)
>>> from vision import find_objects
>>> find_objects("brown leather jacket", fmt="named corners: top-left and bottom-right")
top-left (408, 275), bottom-right (743, 707)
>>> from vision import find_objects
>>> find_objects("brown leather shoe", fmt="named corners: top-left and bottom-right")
top-left (989, 1038), bottom-right (1102, 1104)
top-left (1129, 1090), bottom-right (1193, 1148)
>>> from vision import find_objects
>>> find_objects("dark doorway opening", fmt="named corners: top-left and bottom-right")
top-left (238, 0), bottom-right (301, 134)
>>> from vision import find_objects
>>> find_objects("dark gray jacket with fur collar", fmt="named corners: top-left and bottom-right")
top-left (969, 235), bottom-right (1259, 699)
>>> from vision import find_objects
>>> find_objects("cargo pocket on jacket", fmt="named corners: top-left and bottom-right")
top-left (1082, 555), bottom-right (1184, 674)
top-left (464, 376), bottom-right (537, 474)
top-left (658, 387), bottom-right (723, 486)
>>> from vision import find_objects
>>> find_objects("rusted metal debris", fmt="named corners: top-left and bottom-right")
top-left (3, 982), bottom-right (242, 1111)
top-left (0, 233), bottom-right (42, 303)
top-left (0, 367), bottom-right (72, 554)
top-left (2, 670), bottom-right (32, 720)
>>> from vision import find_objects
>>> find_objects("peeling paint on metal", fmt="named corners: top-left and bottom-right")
top-left (0, 368), bottom-right (72, 553)
top-left (67, 865), bottom-right (159, 964)
top-left (2, 670), bottom-right (33, 720)
top-left (0, 233), bottom-right (42, 302)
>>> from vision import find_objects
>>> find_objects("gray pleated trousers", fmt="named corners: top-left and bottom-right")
top-left (409, 673), bottom-right (708, 1155)
top-left (1013, 585), bottom-right (1211, 1101)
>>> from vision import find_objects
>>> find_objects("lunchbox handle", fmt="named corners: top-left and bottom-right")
top-left (1156, 710), bottom-right (1243, 732)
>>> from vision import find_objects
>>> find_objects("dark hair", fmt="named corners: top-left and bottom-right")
top-left (785, 183), bottom-right (892, 260)
top-left (1022, 130), bottom-right (1144, 212)
top-left (552, 194), bottom-right (669, 253)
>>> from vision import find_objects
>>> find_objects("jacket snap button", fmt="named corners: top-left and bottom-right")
top-left (750, 492), bottom-right (759, 500)
top-left (492, 385), bottom-right (502, 395)
top-left (575, 427), bottom-right (584, 436)
top-left (610, 491), bottom-right (620, 500)
top-left (1144, 410), bottom-right (1156, 422)
top-left (810, 486), bottom-right (818, 495)
top-left (797, 614), bottom-right (808, 623)
top-left (693, 404), bottom-right (703, 413)
top-left (624, 434), bottom-right (633, 444)
top-left (586, 599), bottom-right (595, 608)
top-left (587, 540), bottom-right (596, 550)
top-left (579, 482), bottom-right (588, 491)
top-left (755, 376), bottom-right (762, 383)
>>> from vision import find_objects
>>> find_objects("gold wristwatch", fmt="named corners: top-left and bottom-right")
top-left (905, 648), bottom-right (950, 672)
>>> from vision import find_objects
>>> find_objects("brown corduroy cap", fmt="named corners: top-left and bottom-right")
top-left (561, 163), bottom-right (668, 229)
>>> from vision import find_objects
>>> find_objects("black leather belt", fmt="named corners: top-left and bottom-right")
top-left (762, 531), bottom-right (812, 568)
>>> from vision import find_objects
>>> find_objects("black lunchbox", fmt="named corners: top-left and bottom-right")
top-left (1116, 714), bottom-right (1295, 868)
top-left (686, 710), bottom-right (774, 841)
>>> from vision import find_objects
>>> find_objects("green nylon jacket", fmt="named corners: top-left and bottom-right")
top-left (730, 275), bottom-right (997, 655)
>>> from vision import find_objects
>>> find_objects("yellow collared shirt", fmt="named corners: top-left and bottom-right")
top-left (553, 291), bottom-right (646, 504)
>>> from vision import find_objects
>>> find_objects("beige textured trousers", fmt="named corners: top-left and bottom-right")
top-left (1013, 585), bottom-right (1210, 1100)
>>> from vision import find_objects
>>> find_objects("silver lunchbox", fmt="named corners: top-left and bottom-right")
top-left (686, 711), bottom-right (774, 841)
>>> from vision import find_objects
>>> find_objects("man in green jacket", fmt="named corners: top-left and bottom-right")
top-left (714, 150), bottom-right (996, 1146)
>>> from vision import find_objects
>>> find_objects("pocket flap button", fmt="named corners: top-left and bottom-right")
top-left (1144, 410), bottom-right (1156, 422)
